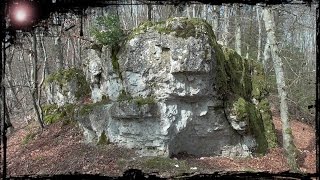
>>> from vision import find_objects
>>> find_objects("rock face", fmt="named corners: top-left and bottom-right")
top-left (46, 17), bottom-right (277, 158)
top-left (45, 68), bottom-right (91, 106)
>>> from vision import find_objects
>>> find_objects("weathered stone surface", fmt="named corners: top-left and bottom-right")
top-left (73, 17), bottom-right (276, 157)
top-left (45, 68), bottom-right (90, 106)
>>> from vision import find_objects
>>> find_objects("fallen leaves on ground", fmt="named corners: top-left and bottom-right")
top-left (7, 107), bottom-right (316, 177)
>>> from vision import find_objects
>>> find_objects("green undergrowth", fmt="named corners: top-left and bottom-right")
top-left (42, 104), bottom-right (77, 125)
top-left (22, 132), bottom-right (36, 145)
top-left (142, 157), bottom-right (189, 172)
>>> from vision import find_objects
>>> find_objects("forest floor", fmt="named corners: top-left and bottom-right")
top-left (6, 105), bottom-right (316, 178)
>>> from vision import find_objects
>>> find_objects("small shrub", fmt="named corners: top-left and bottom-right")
top-left (91, 15), bottom-right (124, 48)
top-left (42, 104), bottom-right (77, 125)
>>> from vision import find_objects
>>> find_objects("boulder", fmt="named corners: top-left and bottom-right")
top-left (73, 17), bottom-right (276, 157)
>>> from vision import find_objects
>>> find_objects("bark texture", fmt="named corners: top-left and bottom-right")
top-left (263, 7), bottom-right (299, 172)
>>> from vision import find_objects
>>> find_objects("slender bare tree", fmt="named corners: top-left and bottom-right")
top-left (234, 4), bottom-right (241, 56)
top-left (222, 4), bottom-right (230, 46)
top-left (263, 6), bottom-right (299, 172)
top-left (31, 29), bottom-right (44, 128)
top-left (257, 5), bottom-right (263, 63)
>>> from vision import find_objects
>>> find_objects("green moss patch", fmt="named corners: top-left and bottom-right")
top-left (22, 132), bottom-right (36, 145)
top-left (222, 48), bottom-right (252, 100)
top-left (43, 104), bottom-right (77, 125)
top-left (233, 97), bottom-right (249, 121)
top-left (128, 17), bottom-right (217, 40)
top-left (232, 97), bottom-right (268, 154)
top-left (246, 103), bottom-right (268, 154)
top-left (257, 99), bottom-right (278, 148)
top-left (45, 68), bottom-right (91, 100)
top-left (97, 130), bottom-right (109, 145)
top-left (213, 44), bottom-right (275, 153)
top-left (250, 59), bottom-right (270, 100)
top-left (78, 99), bottom-right (110, 116)
top-left (134, 96), bottom-right (156, 107)
top-left (142, 157), bottom-right (188, 172)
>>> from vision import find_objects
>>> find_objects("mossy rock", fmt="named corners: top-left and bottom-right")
top-left (134, 96), bottom-right (156, 107)
top-left (215, 45), bottom-right (276, 153)
top-left (233, 97), bottom-right (249, 121)
top-left (45, 68), bottom-right (91, 100)
top-left (257, 99), bottom-right (278, 148)
top-left (232, 97), bottom-right (268, 154)
top-left (78, 98), bottom-right (110, 116)
top-left (250, 59), bottom-right (270, 100)
top-left (222, 47), bottom-right (252, 100)
top-left (128, 17), bottom-right (276, 154)
top-left (128, 17), bottom-right (217, 41)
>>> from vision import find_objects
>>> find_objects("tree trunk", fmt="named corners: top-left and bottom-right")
top-left (203, 4), bottom-right (207, 20)
top-left (55, 27), bottom-right (64, 70)
top-left (31, 30), bottom-right (44, 129)
top-left (186, 4), bottom-right (191, 18)
top-left (234, 4), bottom-right (241, 56)
top-left (147, 4), bottom-right (152, 21)
top-left (212, 6), bottom-right (220, 39)
top-left (222, 5), bottom-right (230, 46)
top-left (257, 6), bottom-right (262, 63)
top-left (192, 4), bottom-right (196, 18)
top-left (263, 38), bottom-right (271, 72)
top-left (263, 7), bottom-right (299, 172)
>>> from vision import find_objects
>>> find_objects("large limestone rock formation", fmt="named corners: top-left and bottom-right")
top-left (45, 17), bottom-right (277, 158)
